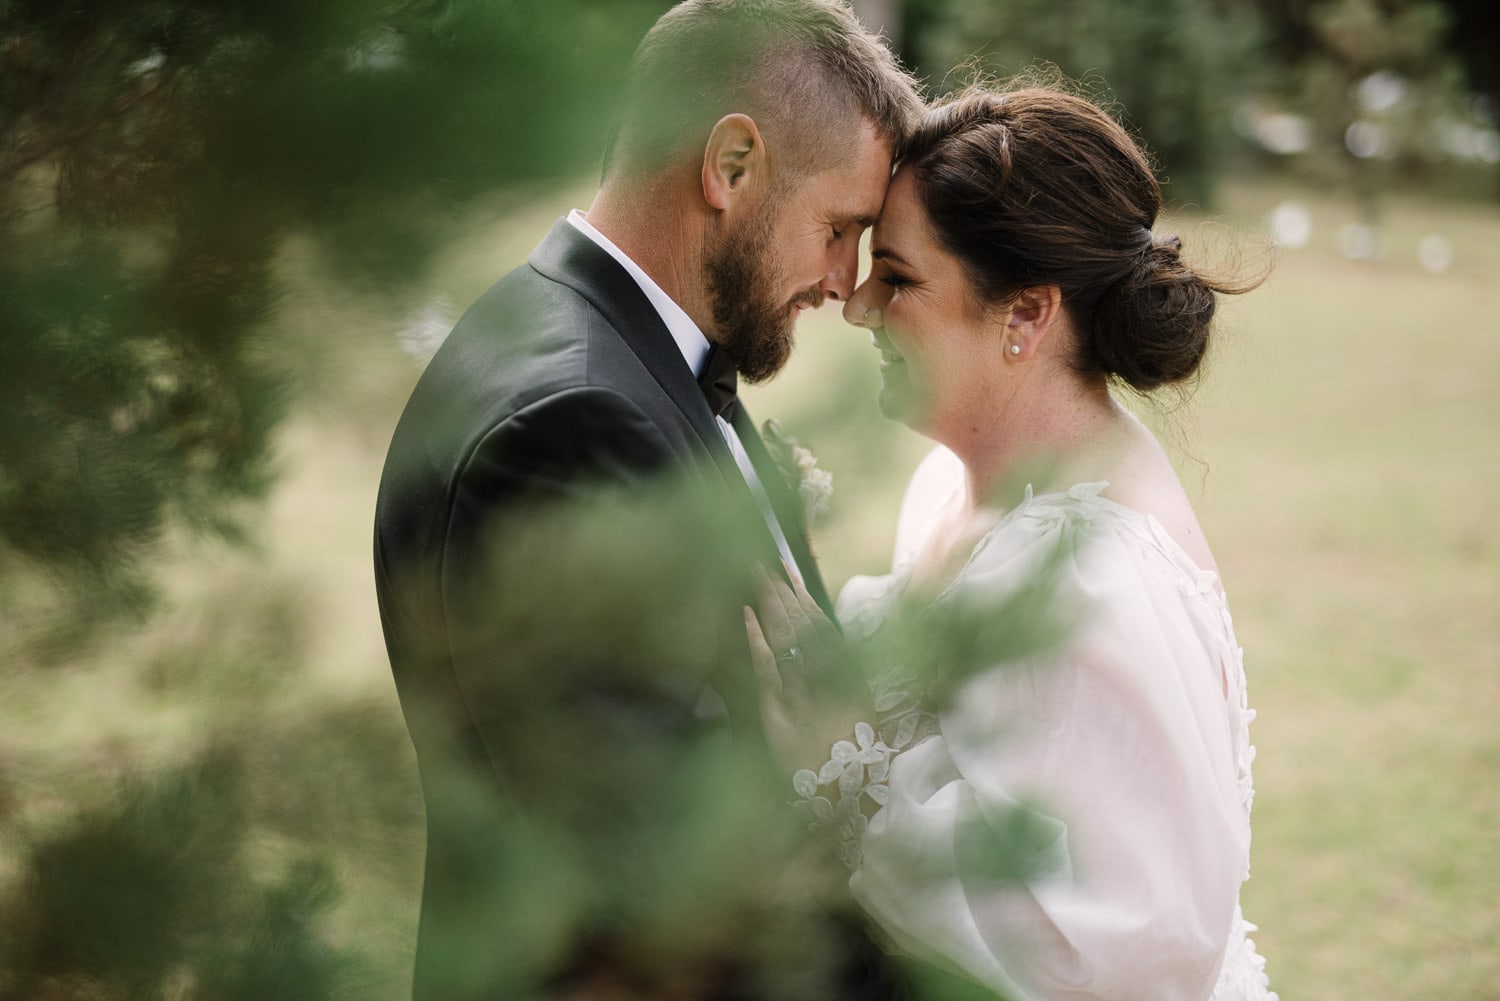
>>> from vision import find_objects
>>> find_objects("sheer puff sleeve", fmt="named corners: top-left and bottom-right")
top-left (846, 484), bottom-right (1251, 1001)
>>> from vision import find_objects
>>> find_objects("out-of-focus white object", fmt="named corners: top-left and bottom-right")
top-left (1480, 131), bottom-right (1500, 165)
top-left (1241, 108), bottom-right (1313, 155)
top-left (397, 297), bottom-right (454, 362)
top-left (127, 51), bottom-right (166, 78)
top-left (347, 30), bottom-right (406, 72)
top-left (1345, 120), bottom-right (1391, 159)
top-left (1357, 71), bottom-right (1407, 113)
top-left (1268, 201), bottom-right (1312, 249)
top-left (1339, 223), bottom-right (1380, 260)
top-left (1417, 235), bottom-right (1454, 274)
top-left (1433, 119), bottom-right (1500, 164)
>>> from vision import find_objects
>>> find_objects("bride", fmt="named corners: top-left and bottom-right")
top-left (747, 85), bottom-right (1274, 1001)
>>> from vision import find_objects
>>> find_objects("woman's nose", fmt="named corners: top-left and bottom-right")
top-left (843, 279), bottom-right (884, 328)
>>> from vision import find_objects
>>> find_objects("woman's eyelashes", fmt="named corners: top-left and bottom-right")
top-left (879, 272), bottom-right (911, 288)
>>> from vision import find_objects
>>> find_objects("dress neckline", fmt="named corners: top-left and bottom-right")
top-left (1033, 482), bottom-right (1223, 590)
top-left (919, 481), bottom-right (1231, 617)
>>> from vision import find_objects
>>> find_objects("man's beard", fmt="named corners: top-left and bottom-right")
top-left (705, 212), bottom-right (818, 384)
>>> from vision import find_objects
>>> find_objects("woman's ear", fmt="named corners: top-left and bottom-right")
top-left (702, 113), bottom-right (766, 211)
top-left (1003, 285), bottom-right (1064, 361)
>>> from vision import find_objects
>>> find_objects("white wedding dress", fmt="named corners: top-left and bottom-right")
top-left (798, 447), bottom-right (1275, 1001)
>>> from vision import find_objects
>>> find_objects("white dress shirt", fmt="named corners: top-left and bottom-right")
top-left (565, 210), bottom-right (804, 582)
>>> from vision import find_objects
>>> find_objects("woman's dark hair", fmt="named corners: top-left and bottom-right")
top-left (901, 84), bottom-right (1258, 391)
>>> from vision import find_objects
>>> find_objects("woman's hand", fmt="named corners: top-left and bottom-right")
top-left (744, 566), bottom-right (873, 774)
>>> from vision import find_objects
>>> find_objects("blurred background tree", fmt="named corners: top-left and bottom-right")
top-left (1442, 0), bottom-right (1500, 196)
top-left (1252, 0), bottom-right (1499, 198)
top-left (853, 0), bottom-right (1498, 208)
top-left (856, 0), bottom-right (1269, 204)
top-left (1251, 0), bottom-right (1476, 249)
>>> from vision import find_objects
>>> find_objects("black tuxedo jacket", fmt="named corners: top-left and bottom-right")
top-left (374, 220), bottom-right (859, 1000)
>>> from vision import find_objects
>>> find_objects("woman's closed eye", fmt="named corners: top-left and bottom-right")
top-left (879, 272), bottom-right (912, 288)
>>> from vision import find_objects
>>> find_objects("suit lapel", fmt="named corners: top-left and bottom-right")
top-left (731, 405), bottom-right (836, 620)
top-left (529, 221), bottom-right (816, 593)
top-left (528, 221), bottom-right (746, 487)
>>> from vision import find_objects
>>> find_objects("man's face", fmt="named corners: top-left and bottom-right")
top-left (707, 122), bottom-right (893, 384)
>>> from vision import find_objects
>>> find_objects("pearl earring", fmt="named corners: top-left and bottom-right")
top-left (1009, 343), bottom-right (1021, 356)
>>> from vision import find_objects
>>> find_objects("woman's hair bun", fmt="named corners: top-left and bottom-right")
top-left (1085, 233), bottom-right (1218, 392)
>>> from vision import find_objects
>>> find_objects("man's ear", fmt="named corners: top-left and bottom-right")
top-left (1003, 285), bottom-right (1065, 361)
top-left (702, 114), bottom-right (766, 211)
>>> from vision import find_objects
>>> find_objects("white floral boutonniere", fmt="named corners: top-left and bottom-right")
top-left (761, 420), bottom-right (833, 530)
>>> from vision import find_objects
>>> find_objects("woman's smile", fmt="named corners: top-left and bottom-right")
top-left (870, 332), bottom-right (905, 368)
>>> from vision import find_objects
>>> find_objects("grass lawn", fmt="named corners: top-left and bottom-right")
top-left (3, 175), bottom-right (1496, 999)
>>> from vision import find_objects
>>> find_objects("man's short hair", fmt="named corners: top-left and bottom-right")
top-left (603, 0), bottom-right (924, 188)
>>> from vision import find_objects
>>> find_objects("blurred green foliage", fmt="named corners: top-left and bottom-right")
top-left (0, 0), bottom-right (672, 646)
top-left (1, 754), bottom-right (352, 1001)
top-left (0, 466), bottom-right (1068, 1000)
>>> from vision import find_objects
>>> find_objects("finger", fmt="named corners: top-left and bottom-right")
top-left (774, 562), bottom-right (840, 671)
top-left (784, 560), bottom-right (840, 647)
top-left (744, 605), bottom-right (781, 696)
top-left (783, 561), bottom-right (825, 621)
top-left (757, 562), bottom-right (815, 649)
top-left (769, 594), bottom-right (822, 708)
top-left (771, 574), bottom-right (815, 646)
top-left (754, 564), bottom-right (798, 651)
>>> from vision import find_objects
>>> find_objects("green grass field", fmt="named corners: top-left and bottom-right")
top-left (4, 176), bottom-right (1497, 998)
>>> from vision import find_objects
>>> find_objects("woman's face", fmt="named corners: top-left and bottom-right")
top-left (843, 168), bottom-right (1009, 438)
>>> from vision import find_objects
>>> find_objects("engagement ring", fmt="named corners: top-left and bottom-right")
top-left (775, 646), bottom-right (802, 664)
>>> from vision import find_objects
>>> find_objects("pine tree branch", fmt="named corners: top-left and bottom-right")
top-left (0, 70), bottom-right (171, 189)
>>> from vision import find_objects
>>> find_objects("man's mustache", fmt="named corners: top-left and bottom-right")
top-left (792, 289), bottom-right (825, 311)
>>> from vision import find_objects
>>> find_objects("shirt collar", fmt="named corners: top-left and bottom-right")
top-left (566, 209), bottom-right (712, 378)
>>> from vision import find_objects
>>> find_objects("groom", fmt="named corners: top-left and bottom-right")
top-left (374, 1), bottom-right (922, 998)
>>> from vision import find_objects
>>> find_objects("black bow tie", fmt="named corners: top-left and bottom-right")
top-left (697, 343), bottom-right (739, 420)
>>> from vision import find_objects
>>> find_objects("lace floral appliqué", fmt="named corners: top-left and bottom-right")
top-left (791, 699), bottom-right (934, 868)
